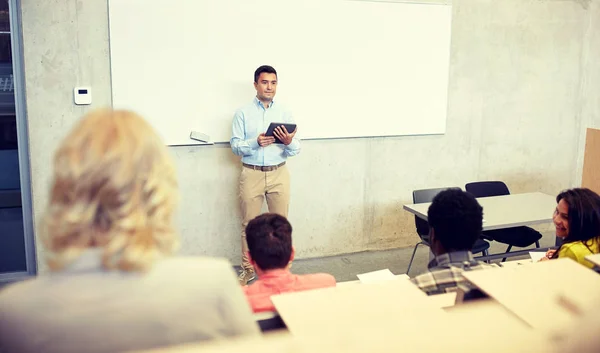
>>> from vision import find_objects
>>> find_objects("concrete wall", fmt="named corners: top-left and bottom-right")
top-left (576, 0), bottom-right (600, 183)
top-left (20, 0), bottom-right (599, 271)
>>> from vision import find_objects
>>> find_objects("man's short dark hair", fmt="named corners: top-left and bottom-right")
top-left (427, 188), bottom-right (483, 252)
top-left (246, 213), bottom-right (292, 270)
top-left (254, 65), bottom-right (277, 83)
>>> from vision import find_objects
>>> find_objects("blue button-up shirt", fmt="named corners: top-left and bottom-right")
top-left (230, 97), bottom-right (301, 166)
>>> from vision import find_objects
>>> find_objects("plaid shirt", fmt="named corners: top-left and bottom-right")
top-left (411, 251), bottom-right (494, 295)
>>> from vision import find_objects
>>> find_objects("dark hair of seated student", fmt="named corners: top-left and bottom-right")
top-left (246, 213), bottom-right (293, 271)
top-left (551, 188), bottom-right (600, 260)
top-left (242, 213), bottom-right (337, 313)
top-left (428, 188), bottom-right (483, 255)
top-left (410, 188), bottom-right (492, 297)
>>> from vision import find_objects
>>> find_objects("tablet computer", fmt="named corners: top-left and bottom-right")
top-left (265, 122), bottom-right (297, 144)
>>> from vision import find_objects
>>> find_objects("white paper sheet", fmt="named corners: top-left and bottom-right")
top-left (529, 251), bottom-right (547, 263)
top-left (356, 269), bottom-right (409, 283)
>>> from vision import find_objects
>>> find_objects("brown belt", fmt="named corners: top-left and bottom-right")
top-left (242, 162), bottom-right (286, 172)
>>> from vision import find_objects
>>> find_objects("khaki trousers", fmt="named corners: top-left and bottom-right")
top-left (239, 165), bottom-right (290, 270)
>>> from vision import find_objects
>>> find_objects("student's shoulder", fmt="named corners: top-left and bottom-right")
top-left (300, 272), bottom-right (336, 285)
top-left (561, 241), bottom-right (581, 249)
top-left (558, 242), bottom-right (591, 263)
top-left (243, 279), bottom-right (266, 296)
top-left (560, 241), bottom-right (585, 254)
top-left (411, 271), bottom-right (437, 287)
top-left (410, 272), bottom-right (441, 294)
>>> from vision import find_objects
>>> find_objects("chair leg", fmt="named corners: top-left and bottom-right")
top-left (501, 245), bottom-right (513, 263)
top-left (406, 241), bottom-right (426, 274)
top-left (481, 249), bottom-right (490, 263)
top-left (535, 240), bottom-right (540, 248)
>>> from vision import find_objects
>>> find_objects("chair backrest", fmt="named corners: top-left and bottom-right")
top-left (412, 187), bottom-right (460, 237)
top-left (465, 181), bottom-right (510, 198)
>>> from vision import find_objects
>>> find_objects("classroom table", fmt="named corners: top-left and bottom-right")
top-left (444, 298), bottom-right (530, 331)
top-left (585, 253), bottom-right (600, 268)
top-left (270, 279), bottom-right (441, 337)
top-left (461, 258), bottom-right (600, 332)
top-left (403, 192), bottom-right (557, 260)
top-left (403, 192), bottom-right (555, 231)
top-left (137, 299), bottom-right (549, 353)
top-left (335, 274), bottom-right (409, 287)
top-left (135, 322), bottom-right (549, 353)
top-left (337, 275), bottom-right (457, 308)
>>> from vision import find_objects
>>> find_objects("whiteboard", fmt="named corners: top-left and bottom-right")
top-left (108, 0), bottom-right (452, 145)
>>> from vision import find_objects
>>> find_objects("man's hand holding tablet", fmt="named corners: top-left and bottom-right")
top-left (265, 123), bottom-right (297, 145)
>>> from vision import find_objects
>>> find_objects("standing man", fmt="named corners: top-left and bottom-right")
top-left (230, 65), bottom-right (300, 284)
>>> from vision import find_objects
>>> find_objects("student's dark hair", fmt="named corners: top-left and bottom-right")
top-left (428, 188), bottom-right (483, 252)
top-left (551, 188), bottom-right (600, 258)
top-left (246, 213), bottom-right (292, 270)
top-left (254, 65), bottom-right (277, 83)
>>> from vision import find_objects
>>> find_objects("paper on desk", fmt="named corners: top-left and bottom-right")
top-left (500, 259), bottom-right (533, 268)
top-left (529, 251), bottom-right (547, 262)
top-left (356, 269), bottom-right (408, 283)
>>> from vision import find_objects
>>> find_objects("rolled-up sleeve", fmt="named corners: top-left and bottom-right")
top-left (284, 138), bottom-right (301, 156)
top-left (230, 110), bottom-right (259, 156)
top-left (283, 112), bottom-right (301, 156)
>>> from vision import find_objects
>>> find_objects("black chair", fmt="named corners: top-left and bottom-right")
top-left (406, 187), bottom-right (491, 274)
top-left (465, 181), bottom-right (542, 261)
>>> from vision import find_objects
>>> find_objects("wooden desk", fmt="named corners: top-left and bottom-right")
top-left (403, 192), bottom-right (555, 231)
top-left (462, 258), bottom-right (600, 332)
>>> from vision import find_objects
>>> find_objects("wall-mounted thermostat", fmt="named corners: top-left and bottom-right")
top-left (73, 87), bottom-right (92, 105)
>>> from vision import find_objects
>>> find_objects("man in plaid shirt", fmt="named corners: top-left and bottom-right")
top-left (411, 188), bottom-right (494, 295)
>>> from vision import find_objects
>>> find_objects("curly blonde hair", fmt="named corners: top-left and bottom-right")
top-left (43, 109), bottom-right (179, 272)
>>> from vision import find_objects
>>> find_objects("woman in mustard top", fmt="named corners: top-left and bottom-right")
top-left (542, 188), bottom-right (600, 269)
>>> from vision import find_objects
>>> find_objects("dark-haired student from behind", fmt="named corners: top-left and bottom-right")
top-left (411, 188), bottom-right (494, 295)
top-left (243, 213), bottom-right (336, 313)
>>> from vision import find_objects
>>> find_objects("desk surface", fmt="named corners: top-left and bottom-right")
top-left (585, 253), bottom-right (600, 267)
top-left (138, 300), bottom-right (548, 353)
top-left (403, 192), bottom-right (556, 231)
top-left (462, 258), bottom-right (600, 332)
top-left (336, 274), bottom-right (409, 287)
top-left (444, 299), bottom-right (530, 331)
top-left (271, 279), bottom-right (440, 337)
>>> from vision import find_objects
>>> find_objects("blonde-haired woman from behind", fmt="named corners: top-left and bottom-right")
top-left (0, 109), bottom-right (258, 353)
